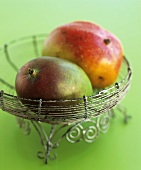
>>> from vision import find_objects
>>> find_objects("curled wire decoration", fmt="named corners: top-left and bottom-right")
top-left (97, 112), bottom-right (111, 133)
top-left (66, 112), bottom-right (112, 143)
top-left (0, 33), bottom-right (132, 124)
top-left (66, 124), bottom-right (84, 143)
top-left (83, 125), bottom-right (99, 143)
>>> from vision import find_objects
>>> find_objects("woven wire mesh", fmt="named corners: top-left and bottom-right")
top-left (0, 34), bottom-right (132, 124)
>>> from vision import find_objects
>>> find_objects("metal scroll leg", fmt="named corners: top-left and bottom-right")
top-left (16, 108), bottom-right (129, 165)
top-left (116, 104), bottom-right (131, 123)
top-left (16, 117), bottom-right (31, 135)
top-left (30, 121), bottom-right (57, 164)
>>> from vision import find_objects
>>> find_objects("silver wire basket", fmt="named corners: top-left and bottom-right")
top-left (0, 34), bottom-right (132, 164)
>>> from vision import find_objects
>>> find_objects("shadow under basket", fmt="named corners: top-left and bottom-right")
top-left (0, 34), bottom-right (132, 164)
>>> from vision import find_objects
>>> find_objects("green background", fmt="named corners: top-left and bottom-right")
top-left (0, 0), bottom-right (140, 169)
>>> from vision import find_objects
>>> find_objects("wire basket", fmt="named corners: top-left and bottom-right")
top-left (0, 34), bottom-right (132, 164)
top-left (0, 34), bottom-right (132, 125)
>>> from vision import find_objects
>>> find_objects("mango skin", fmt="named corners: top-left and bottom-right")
top-left (15, 56), bottom-right (93, 105)
top-left (42, 21), bottom-right (124, 88)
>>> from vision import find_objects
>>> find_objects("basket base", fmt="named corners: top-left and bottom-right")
top-left (17, 104), bottom-right (131, 164)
